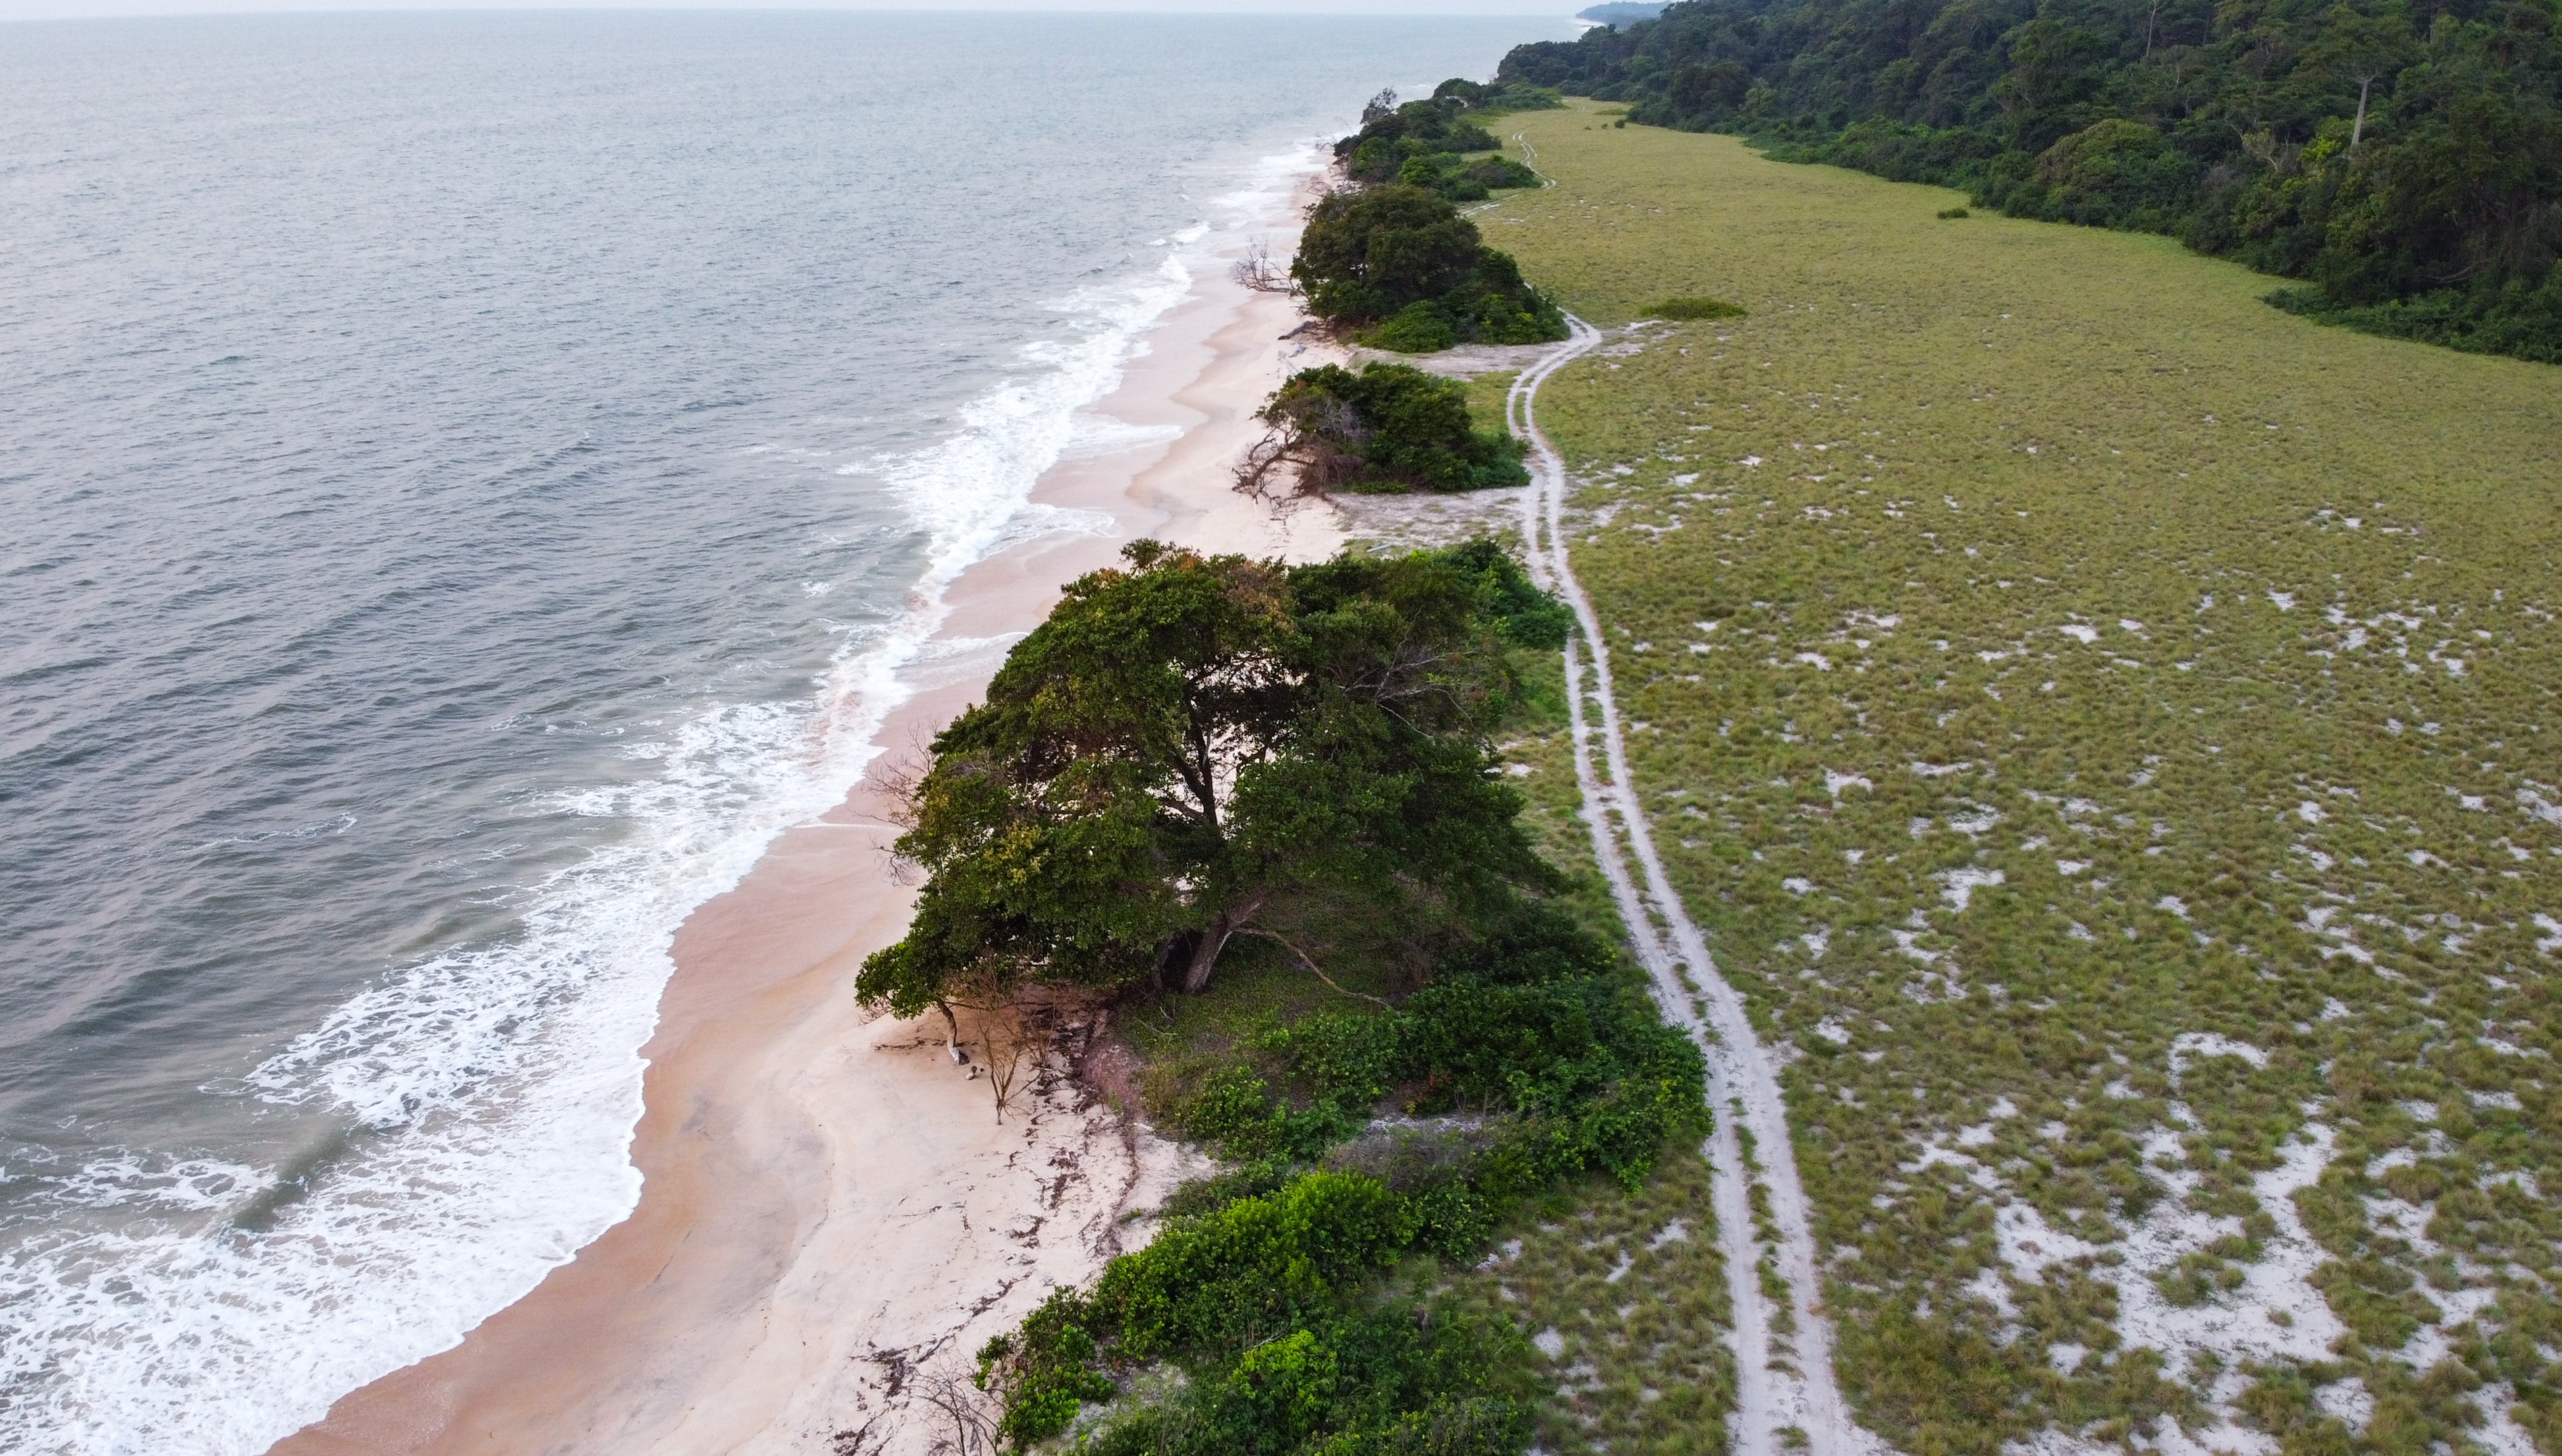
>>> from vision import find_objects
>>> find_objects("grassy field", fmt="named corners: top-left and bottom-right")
top-left (1473, 103), bottom-right (2562, 1456)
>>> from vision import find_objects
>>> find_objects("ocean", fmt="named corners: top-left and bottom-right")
top-left (0, 11), bottom-right (1565, 1451)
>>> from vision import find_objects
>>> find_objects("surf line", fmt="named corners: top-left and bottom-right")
top-left (1509, 316), bottom-right (1889, 1456)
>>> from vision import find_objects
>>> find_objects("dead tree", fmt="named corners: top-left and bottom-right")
top-left (1233, 392), bottom-right (1372, 507)
top-left (1230, 237), bottom-right (1295, 295)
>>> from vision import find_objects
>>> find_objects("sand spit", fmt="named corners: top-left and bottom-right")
top-left (271, 176), bottom-right (1337, 1456)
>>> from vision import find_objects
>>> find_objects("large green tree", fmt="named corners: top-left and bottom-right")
top-left (855, 542), bottom-right (1563, 1019)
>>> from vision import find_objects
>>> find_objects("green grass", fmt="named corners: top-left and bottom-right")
top-left (1478, 102), bottom-right (2562, 1456)
top-left (1440, 1150), bottom-right (1739, 1456)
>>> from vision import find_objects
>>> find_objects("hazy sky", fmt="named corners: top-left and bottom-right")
top-left (5, 0), bottom-right (1589, 22)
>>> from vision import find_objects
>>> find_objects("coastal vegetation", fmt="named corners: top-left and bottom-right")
top-left (858, 538), bottom-right (1716, 1452)
top-left (1234, 362), bottom-right (1529, 502)
top-left (1499, 0), bottom-right (2562, 363)
top-left (1336, 83), bottom-right (1549, 202)
top-left (854, 540), bottom-right (1567, 1013)
top-left (1292, 186), bottom-right (1568, 350)
top-left (1472, 101), bottom-right (2562, 1456)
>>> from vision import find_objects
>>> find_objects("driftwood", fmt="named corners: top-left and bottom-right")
top-left (1230, 237), bottom-right (1294, 295)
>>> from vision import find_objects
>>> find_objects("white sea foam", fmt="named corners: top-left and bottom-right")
top-left (0, 181), bottom-right (1225, 1456)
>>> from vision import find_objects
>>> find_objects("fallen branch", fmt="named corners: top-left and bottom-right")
top-left (1237, 928), bottom-right (1392, 1007)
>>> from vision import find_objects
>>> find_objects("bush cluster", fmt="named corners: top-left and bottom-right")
top-left (1240, 362), bottom-right (1530, 499)
top-left (1498, 0), bottom-right (2562, 365)
top-left (1335, 79), bottom-right (1561, 202)
top-left (974, 896), bottom-right (1706, 1453)
top-left (1291, 186), bottom-right (1567, 349)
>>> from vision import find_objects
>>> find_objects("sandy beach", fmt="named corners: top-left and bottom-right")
top-left (272, 173), bottom-right (1343, 1456)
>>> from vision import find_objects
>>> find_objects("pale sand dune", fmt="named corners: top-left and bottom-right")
top-left (272, 178), bottom-right (1341, 1456)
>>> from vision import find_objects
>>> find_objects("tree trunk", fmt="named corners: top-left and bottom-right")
top-left (2352, 77), bottom-right (2372, 148)
top-left (1180, 916), bottom-right (1237, 995)
top-left (936, 999), bottom-right (968, 1063)
top-left (1152, 929), bottom-right (1203, 990)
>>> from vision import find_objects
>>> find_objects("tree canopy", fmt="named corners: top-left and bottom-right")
top-left (1235, 362), bottom-right (1531, 500)
top-left (1291, 186), bottom-right (1568, 348)
top-left (1499, 0), bottom-right (2562, 363)
top-left (854, 540), bottom-right (1569, 1019)
top-left (1333, 83), bottom-right (1549, 202)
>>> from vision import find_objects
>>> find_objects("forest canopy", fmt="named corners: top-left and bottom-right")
top-left (1500, 0), bottom-right (2562, 362)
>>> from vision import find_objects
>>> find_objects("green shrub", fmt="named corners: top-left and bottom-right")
top-left (1240, 363), bottom-right (1528, 497)
top-left (1369, 302), bottom-right (1460, 354)
top-left (975, 879), bottom-right (1704, 1449)
top-left (1644, 296), bottom-right (1746, 320)
top-left (1291, 186), bottom-right (1565, 347)
top-left (1937, 206), bottom-right (1970, 219)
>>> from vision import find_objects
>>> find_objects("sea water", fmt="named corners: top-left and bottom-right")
top-left (0, 12), bottom-right (1565, 1451)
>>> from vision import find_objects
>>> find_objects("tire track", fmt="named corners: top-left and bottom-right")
top-left (1507, 317), bottom-right (1888, 1456)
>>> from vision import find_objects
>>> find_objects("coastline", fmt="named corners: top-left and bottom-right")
top-left (271, 167), bottom-right (1345, 1456)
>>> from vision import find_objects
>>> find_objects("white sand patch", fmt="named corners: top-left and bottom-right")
top-left (2057, 624), bottom-right (2099, 644)
top-left (1988, 1200), bottom-right (2099, 1283)
top-left (1814, 1018), bottom-right (1854, 1045)
top-left (2105, 1124), bottom-right (2347, 1382)
top-left (1938, 867), bottom-right (2005, 910)
top-left (1905, 1141), bottom-right (2002, 1192)
top-left (1947, 806), bottom-right (2001, 836)
top-left (1911, 761), bottom-right (1971, 777)
top-left (2158, 1414), bottom-right (2282, 1456)
top-left (2316, 1378), bottom-right (2373, 1429)
top-left (1783, 877), bottom-right (1816, 896)
top-left (2057, 860), bottom-right (2090, 876)
top-left (2476, 1387), bottom-right (2554, 1456)
top-left (1533, 1326), bottom-right (1567, 1360)
top-left (1965, 1266), bottom-right (2020, 1322)
top-left (2169, 1033), bottom-right (2268, 1081)
top-left (1825, 770), bottom-right (1873, 797)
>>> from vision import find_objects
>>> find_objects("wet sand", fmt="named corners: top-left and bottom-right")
top-left (271, 179), bottom-right (1342, 1456)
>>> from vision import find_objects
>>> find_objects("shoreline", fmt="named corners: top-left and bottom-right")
top-left (271, 165), bottom-right (1345, 1456)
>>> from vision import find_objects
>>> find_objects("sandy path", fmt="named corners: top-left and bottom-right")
top-left (269, 179), bottom-right (1341, 1456)
top-left (1510, 317), bottom-right (1888, 1456)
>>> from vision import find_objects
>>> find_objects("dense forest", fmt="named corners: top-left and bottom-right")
top-left (1501, 0), bottom-right (2562, 361)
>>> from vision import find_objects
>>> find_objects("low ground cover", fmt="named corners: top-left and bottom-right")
top-left (1476, 103), bottom-right (2562, 1456)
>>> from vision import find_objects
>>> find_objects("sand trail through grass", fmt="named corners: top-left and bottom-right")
top-left (1513, 314), bottom-right (1889, 1456)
